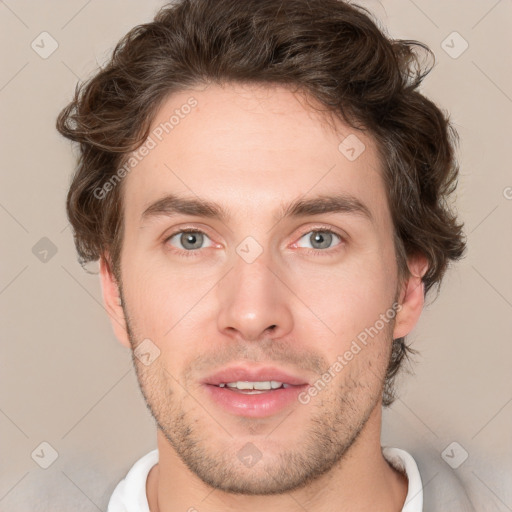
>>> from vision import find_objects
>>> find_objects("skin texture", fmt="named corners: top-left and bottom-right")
top-left (100, 83), bottom-right (427, 512)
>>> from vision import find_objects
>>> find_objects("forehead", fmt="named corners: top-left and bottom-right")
top-left (121, 83), bottom-right (389, 229)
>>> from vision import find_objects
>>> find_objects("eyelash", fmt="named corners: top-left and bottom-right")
top-left (163, 226), bottom-right (346, 258)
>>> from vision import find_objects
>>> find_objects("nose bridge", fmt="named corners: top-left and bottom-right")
top-left (216, 243), bottom-right (293, 341)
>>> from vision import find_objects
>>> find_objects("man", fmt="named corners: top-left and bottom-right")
top-left (56, 0), bottom-right (473, 510)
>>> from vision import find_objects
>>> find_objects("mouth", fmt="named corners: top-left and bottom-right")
top-left (213, 380), bottom-right (296, 393)
top-left (201, 365), bottom-right (310, 417)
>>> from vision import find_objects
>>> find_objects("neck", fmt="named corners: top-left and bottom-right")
top-left (147, 404), bottom-right (408, 512)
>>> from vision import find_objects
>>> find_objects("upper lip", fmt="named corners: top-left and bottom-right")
top-left (202, 365), bottom-right (310, 386)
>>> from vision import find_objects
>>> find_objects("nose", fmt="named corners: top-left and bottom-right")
top-left (216, 249), bottom-right (294, 342)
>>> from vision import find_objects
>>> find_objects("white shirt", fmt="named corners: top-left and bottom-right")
top-left (108, 446), bottom-right (423, 512)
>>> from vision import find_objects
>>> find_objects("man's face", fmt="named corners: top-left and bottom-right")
top-left (115, 83), bottom-right (402, 494)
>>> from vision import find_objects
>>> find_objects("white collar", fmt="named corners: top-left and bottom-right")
top-left (382, 446), bottom-right (423, 511)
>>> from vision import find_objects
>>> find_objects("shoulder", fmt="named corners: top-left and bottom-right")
top-left (410, 449), bottom-right (476, 512)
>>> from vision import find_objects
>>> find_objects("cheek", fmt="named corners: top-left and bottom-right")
top-left (120, 260), bottom-right (171, 341)
top-left (120, 254), bottom-right (219, 370)
top-left (288, 250), bottom-right (397, 349)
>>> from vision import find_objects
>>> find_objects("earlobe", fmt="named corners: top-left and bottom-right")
top-left (99, 256), bottom-right (131, 348)
top-left (392, 254), bottom-right (428, 340)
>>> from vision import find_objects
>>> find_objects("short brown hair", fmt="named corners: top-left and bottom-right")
top-left (56, 0), bottom-right (466, 406)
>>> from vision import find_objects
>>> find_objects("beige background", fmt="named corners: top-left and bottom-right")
top-left (1, 0), bottom-right (511, 510)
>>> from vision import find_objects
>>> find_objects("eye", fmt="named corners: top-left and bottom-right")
top-left (166, 229), bottom-right (213, 251)
top-left (295, 229), bottom-right (343, 251)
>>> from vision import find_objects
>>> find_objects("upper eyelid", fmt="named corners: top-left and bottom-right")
top-left (297, 227), bottom-right (343, 239)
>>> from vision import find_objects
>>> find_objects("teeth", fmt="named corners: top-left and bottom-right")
top-left (219, 380), bottom-right (285, 390)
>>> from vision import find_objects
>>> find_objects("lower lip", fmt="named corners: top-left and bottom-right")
top-left (202, 384), bottom-right (308, 418)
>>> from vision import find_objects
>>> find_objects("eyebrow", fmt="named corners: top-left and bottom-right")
top-left (140, 192), bottom-right (374, 225)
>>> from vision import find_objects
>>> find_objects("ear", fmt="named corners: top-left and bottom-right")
top-left (99, 255), bottom-right (131, 348)
top-left (393, 254), bottom-right (429, 340)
